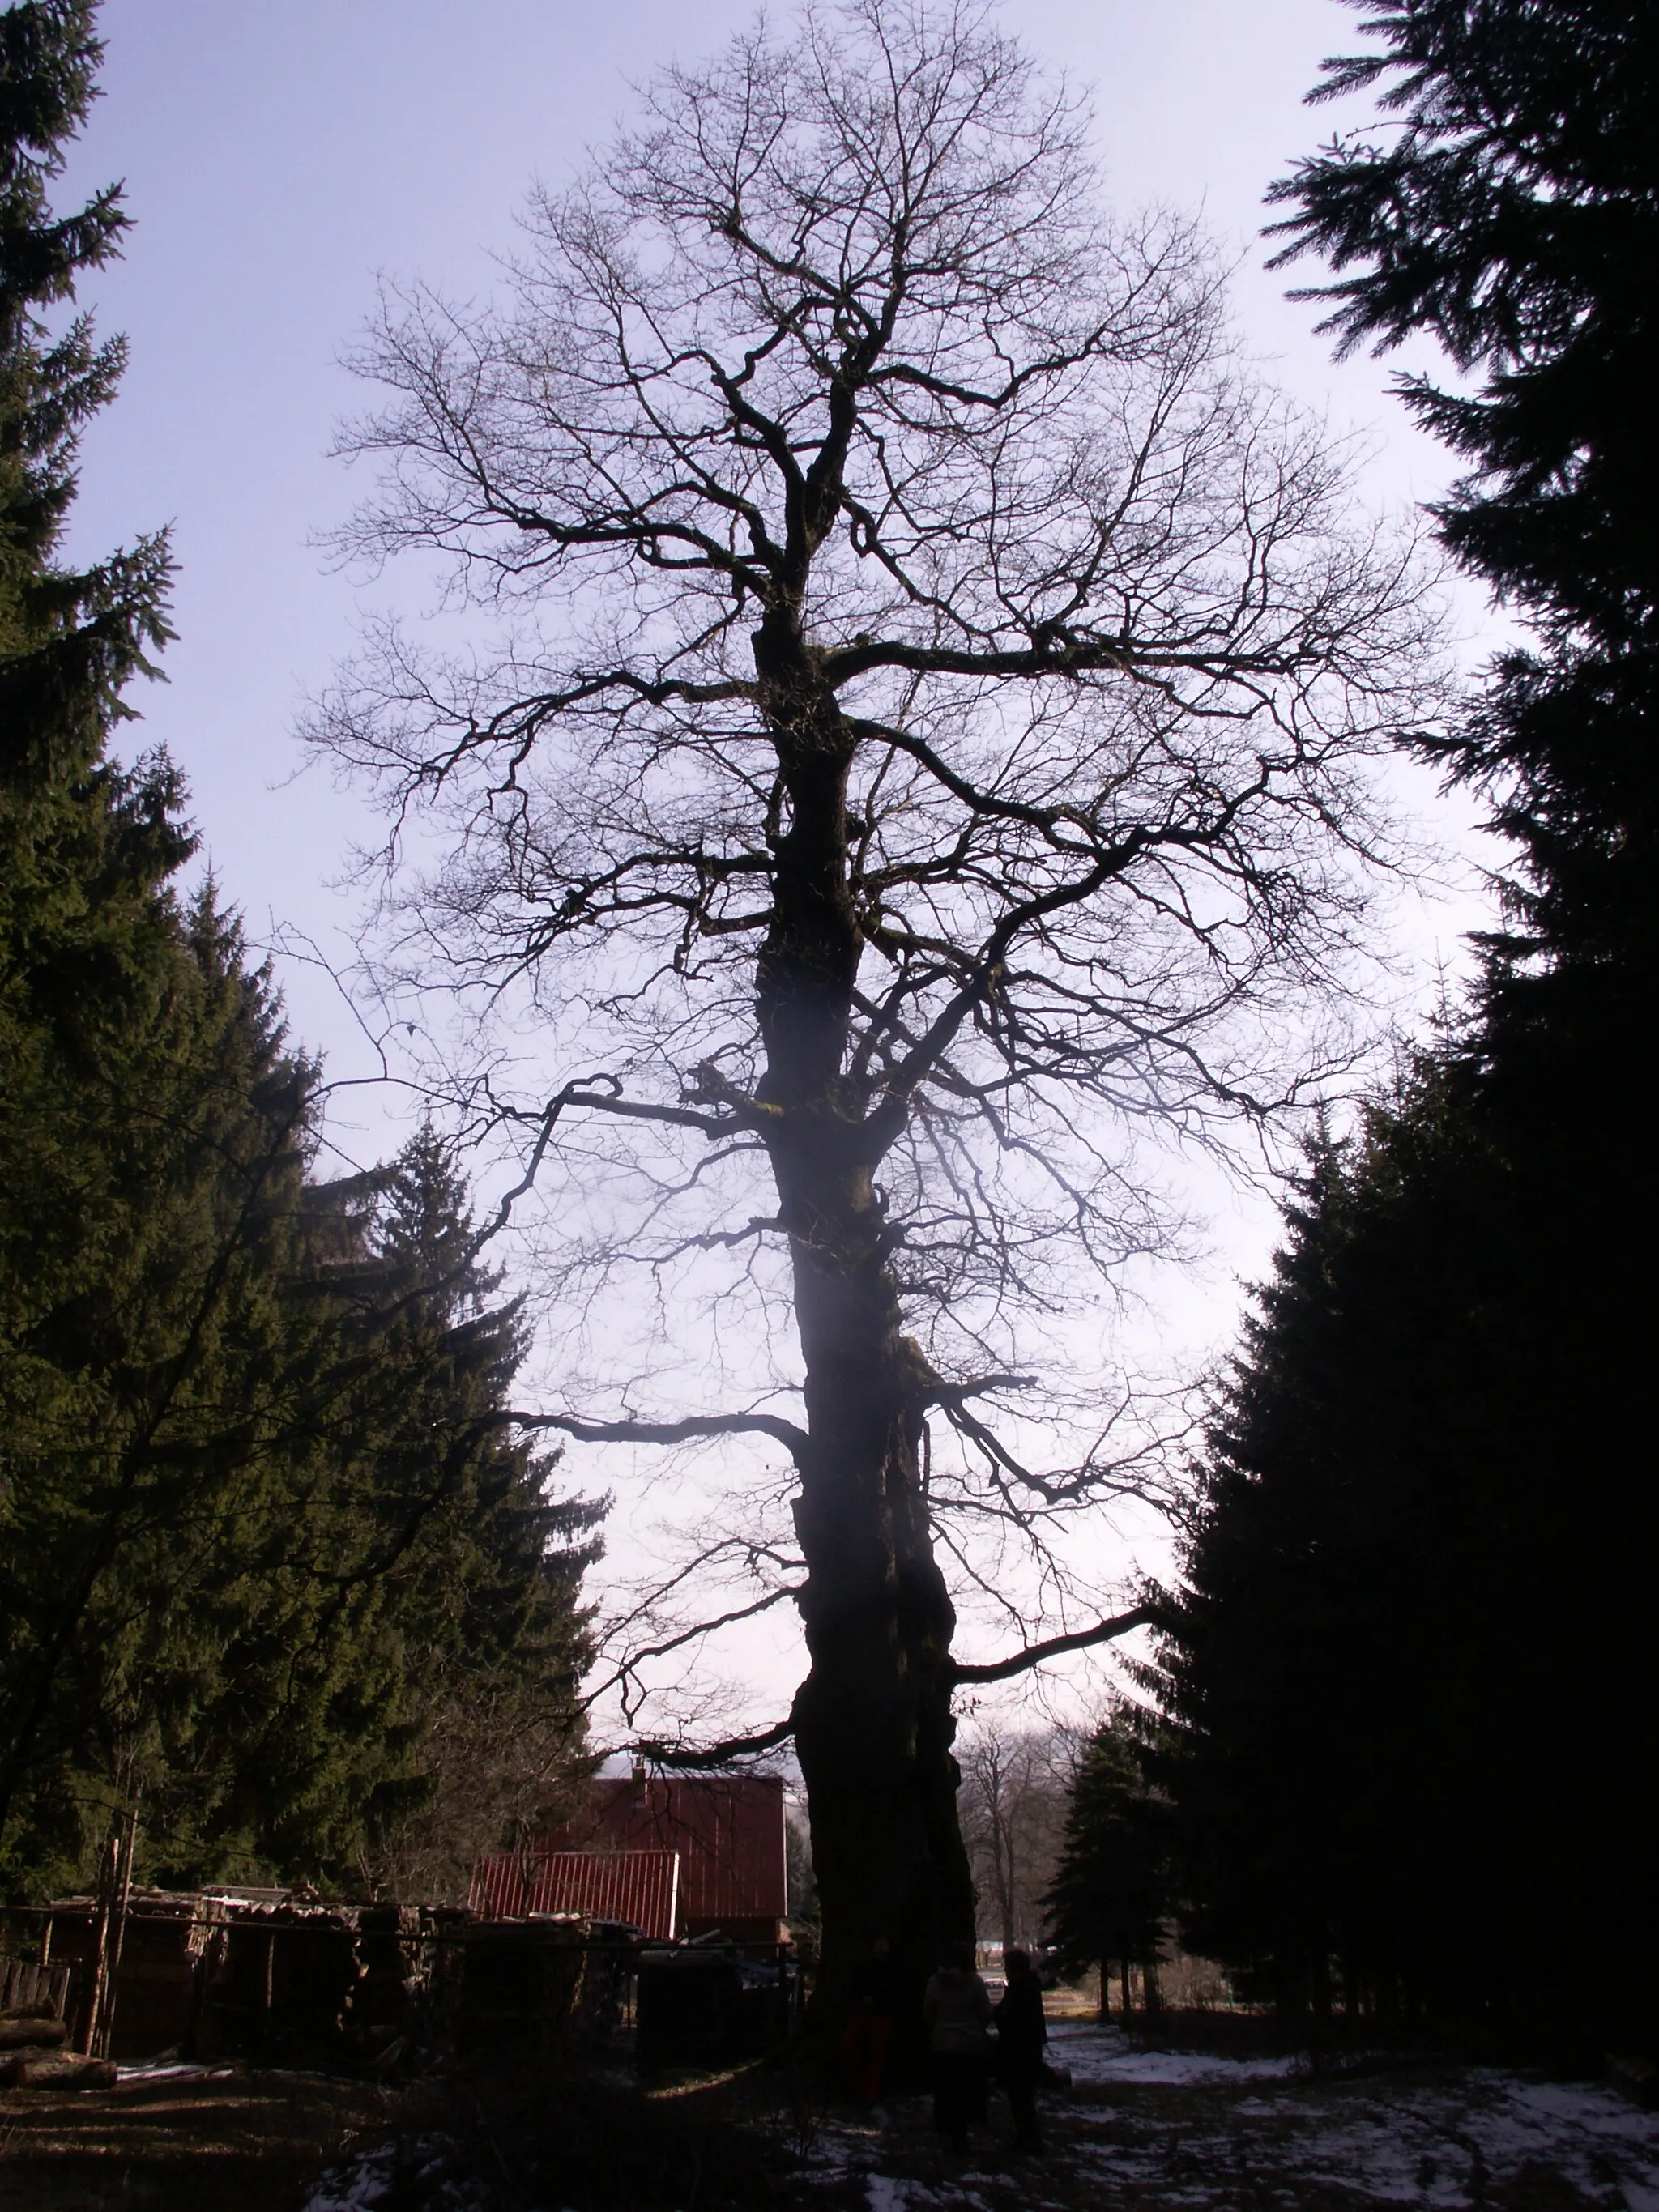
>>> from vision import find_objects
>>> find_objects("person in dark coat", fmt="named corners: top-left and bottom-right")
top-left (993, 1946), bottom-right (1048, 2154)
top-left (923, 1941), bottom-right (993, 2151)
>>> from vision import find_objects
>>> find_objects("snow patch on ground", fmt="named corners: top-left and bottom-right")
top-left (1046, 2029), bottom-right (1659, 2208)
top-left (1047, 2022), bottom-right (1304, 2085)
top-left (864, 2180), bottom-right (911, 2212)
top-left (865, 2180), bottom-right (992, 2211)
top-left (284, 2035), bottom-right (1659, 2212)
top-left (113, 2060), bottom-right (236, 2084)
top-left (300, 2133), bottom-right (500, 2212)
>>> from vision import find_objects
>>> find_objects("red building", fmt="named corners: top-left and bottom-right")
top-left (468, 1770), bottom-right (788, 1944)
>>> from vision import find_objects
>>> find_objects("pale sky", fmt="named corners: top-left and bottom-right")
top-left (53, 1), bottom-right (1495, 1731)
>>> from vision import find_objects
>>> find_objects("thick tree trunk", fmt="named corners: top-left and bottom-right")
top-left (766, 1066), bottom-right (976, 2039)
top-left (786, 1182), bottom-right (976, 2044)
top-left (751, 633), bottom-right (976, 2043)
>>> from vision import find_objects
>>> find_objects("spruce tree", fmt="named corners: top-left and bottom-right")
top-left (0, 3), bottom-right (335, 1885)
top-left (1, 885), bottom-right (326, 1890)
top-left (1, 8), bottom-right (602, 1896)
top-left (348, 1127), bottom-right (602, 1897)
top-left (1156, 1092), bottom-right (1527, 2023)
top-left (1269, 0), bottom-right (1659, 987)
top-left (173, 1125), bottom-right (603, 1894)
top-left (1044, 1713), bottom-right (1171, 2021)
top-left (0, 0), bottom-right (195, 1877)
top-left (1154, 2), bottom-right (1659, 2046)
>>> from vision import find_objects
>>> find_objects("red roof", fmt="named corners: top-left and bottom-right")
top-left (542, 1773), bottom-right (787, 1925)
top-left (467, 1849), bottom-right (680, 1939)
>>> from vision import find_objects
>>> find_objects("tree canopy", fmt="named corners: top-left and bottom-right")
top-left (313, 0), bottom-right (1439, 2025)
top-left (1269, 0), bottom-right (1659, 979)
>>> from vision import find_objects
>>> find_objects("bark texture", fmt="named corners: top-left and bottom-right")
top-left (754, 641), bottom-right (976, 2014)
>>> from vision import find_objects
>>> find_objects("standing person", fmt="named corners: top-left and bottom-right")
top-left (993, 1946), bottom-right (1049, 2156)
top-left (840, 1936), bottom-right (899, 2106)
top-left (923, 1941), bottom-right (993, 2153)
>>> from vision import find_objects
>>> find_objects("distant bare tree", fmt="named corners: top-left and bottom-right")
top-left (958, 1721), bottom-right (1074, 1955)
top-left (311, 0), bottom-right (1438, 2025)
top-left (358, 1660), bottom-right (591, 1906)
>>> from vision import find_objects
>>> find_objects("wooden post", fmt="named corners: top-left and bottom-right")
top-left (78, 1834), bottom-right (118, 2054)
top-left (93, 1795), bottom-right (140, 2057)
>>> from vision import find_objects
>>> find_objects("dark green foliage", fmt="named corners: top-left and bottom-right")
top-left (1, 897), bottom-right (603, 1898)
top-left (1, 0), bottom-right (190, 1880)
top-left (0, 1), bottom-right (169, 763)
top-left (0, 3), bottom-right (601, 1900)
top-left (1161, 1060), bottom-right (1657, 2035)
top-left (0, 890), bottom-right (319, 1887)
top-left (1, 911), bottom-right (603, 1897)
top-left (1268, 0), bottom-right (1659, 978)
top-left (198, 1123), bottom-right (606, 1899)
top-left (1157, 1), bottom-right (1659, 2045)
top-left (1043, 1715), bottom-right (1171, 2009)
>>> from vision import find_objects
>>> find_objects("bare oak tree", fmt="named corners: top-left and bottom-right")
top-left (312, 0), bottom-right (1435, 2023)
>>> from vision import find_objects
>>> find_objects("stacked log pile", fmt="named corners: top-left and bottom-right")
top-left (347, 1903), bottom-right (423, 2075)
top-left (4, 1898), bottom-right (637, 2078)
top-left (0, 1956), bottom-right (114, 2090)
top-left (445, 1912), bottom-right (589, 2054)
top-left (197, 1903), bottom-right (362, 2066)
top-left (41, 1891), bottom-right (220, 2059)
top-left (107, 1893), bottom-right (221, 2057)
